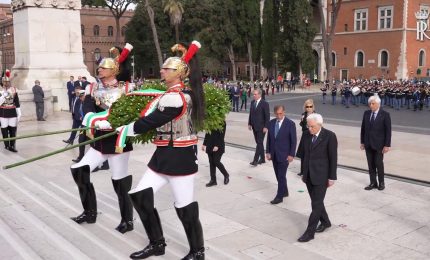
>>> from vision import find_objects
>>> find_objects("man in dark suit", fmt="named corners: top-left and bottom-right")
top-left (266, 105), bottom-right (297, 204)
top-left (67, 76), bottom-right (75, 112)
top-left (32, 80), bottom-right (45, 121)
top-left (296, 113), bottom-right (337, 242)
top-left (63, 87), bottom-right (84, 145)
top-left (248, 88), bottom-right (270, 166)
top-left (202, 121), bottom-right (230, 187)
top-left (231, 84), bottom-right (240, 112)
top-left (360, 95), bottom-right (391, 191)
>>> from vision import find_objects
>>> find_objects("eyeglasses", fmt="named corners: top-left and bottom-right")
top-left (305, 106), bottom-right (313, 108)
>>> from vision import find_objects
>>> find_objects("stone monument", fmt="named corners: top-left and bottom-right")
top-left (10, 0), bottom-right (94, 120)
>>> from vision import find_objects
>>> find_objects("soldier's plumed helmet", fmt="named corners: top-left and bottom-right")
top-left (98, 58), bottom-right (119, 76)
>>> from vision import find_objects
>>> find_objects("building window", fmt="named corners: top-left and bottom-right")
top-left (331, 52), bottom-right (336, 67)
top-left (344, 47), bottom-right (347, 55)
top-left (93, 25), bottom-right (100, 36)
top-left (81, 24), bottom-right (85, 36)
top-left (227, 66), bottom-right (231, 75)
top-left (419, 49), bottom-right (426, 67)
top-left (94, 48), bottom-right (101, 61)
top-left (344, 24), bottom-right (348, 32)
top-left (379, 50), bottom-right (389, 67)
top-left (355, 51), bottom-right (364, 67)
top-left (378, 6), bottom-right (393, 29)
top-left (237, 67), bottom-right (241, 75)
top-left (82, 48), bottom-right (86, 62)
top-left (108, 26), bottom-right (114, 37)
top-left (354, 9), bottom-right (368, 31)
top-left (121, 26), bottom-right (126, 37)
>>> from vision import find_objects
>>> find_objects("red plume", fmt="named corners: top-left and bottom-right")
top-left (183, 41), bottom-right (201, 64)
top-left (118, 43), bottom-right (133, 64)
top-left (5, 69), bottom-right (10, 78)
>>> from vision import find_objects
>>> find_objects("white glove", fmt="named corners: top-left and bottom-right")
top-left (82, 112), bottom-right (94, 126)
top-left (116, 122), bottom-right (137, 137)
top-left (1, 91), bottom-right (9, 97)
top-left (124, 43), bottom-right (133, 51)
top-left (95, 120), bottom-right (112, 130)
top-left (16, 107), bottom-right (21, 122)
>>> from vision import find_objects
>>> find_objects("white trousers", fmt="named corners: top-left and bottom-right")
top-left (71, 147), bottom-right (130, 180)
top-left (0, 117), bottom-right (17, 127)
top-left (130, 168), bottom-right (195, 208)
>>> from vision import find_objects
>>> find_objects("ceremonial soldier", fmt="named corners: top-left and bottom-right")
top-left (117, 41), bottom-right (205, 260)
top-left (0, 71), bottom-right (21, 152)
top-left (320, 80), bottom-right (328, 104)
top-left (70, 44), bottom-right (135, 234)
top-left (331, 84), bottom-right (337, 105)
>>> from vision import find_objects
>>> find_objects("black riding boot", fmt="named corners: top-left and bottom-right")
top-left (176, 202), bottom-right (205, 260)
top-left (8, 126), bottom-right (18, 152)
top-left (1, 127), bottom-right (9, 149)
top-left (129, 187), bottom-right (166, 259)
top-left (70, 165), bottom-right (97, 224)
top-left (112, 175), bottom-right (134, 234)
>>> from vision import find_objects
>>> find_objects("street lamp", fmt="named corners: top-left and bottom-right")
top-left (1, 32), bottom-right (11, 73)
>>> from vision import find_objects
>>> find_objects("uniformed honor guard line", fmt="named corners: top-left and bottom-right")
top-left (2, 131), bottom-right (117, 170)
top-left (0, 126), bottom-right (95, 142)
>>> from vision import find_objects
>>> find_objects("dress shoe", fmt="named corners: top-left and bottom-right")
top-left (38, 118), bottom-right (46, 121)
top-left (270, 197), bottom-right (283, 204)
top-left (72, 157), bottom-right (82, 163)
top-left (63, 139), bottom-right (73, 145)
top-left (250, 161), bottom-right (258, 166)
top-left (378, 183), bottom-right (385, 190)
top-left (224, 175), bottom-right (230, 185)
top-left (297, 172), bottom-right (303, 176)
top-left (115, 221), bottom-right (134, 234)
top-left (8, 146), bottom-right (18, 153)
top-left (206, 180), bottom-right (217, 187)
top-left (71, 211), bottom-right (97, 224)
top-left (130, 241), bottom-right (166, 259)
top-left (257, 159), bottom-right (266, 164)
top-left (316, 223), bottom-right (331, 233)
top-left (283, 189), bottom-right (289, 198)
top-left (297, 232), bottom-right (314, 242)
top-left (364, 183), bottom-right (378, 190)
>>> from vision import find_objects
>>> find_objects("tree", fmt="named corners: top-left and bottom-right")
top-left (237, 0), bottom-right (260, 82)
top-left (144, 0), bottom-right (164, 69)
top-left (280, 0), bottom-right (316, 76)
top-left (105, 0), bottom-right (136, 45)
top-left (318, 0), bottom-right (342, 85)
top-left (261, 0), bottom-right (275, 77)
top-left (163, 0), bottom-right (184, 43)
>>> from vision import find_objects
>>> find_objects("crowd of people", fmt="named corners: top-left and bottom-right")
top-left (320, 79), bottom-right (430, 111)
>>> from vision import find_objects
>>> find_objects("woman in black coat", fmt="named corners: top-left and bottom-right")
top-left (202, 121), bottom-right (230, 187)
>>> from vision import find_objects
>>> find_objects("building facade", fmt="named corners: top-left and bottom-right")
top-left (320, 0), bottom-right (430, 81)
top-left (0, 4), bottom-right (133, 76)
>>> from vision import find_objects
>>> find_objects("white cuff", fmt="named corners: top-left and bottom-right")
top-left (126, 122), bottom-right (137, 137)
top-left (124, 43), bottom-right (133, 51)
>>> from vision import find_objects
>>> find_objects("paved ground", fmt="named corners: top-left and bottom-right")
top-left (0, 109), bottom-right (429, 259)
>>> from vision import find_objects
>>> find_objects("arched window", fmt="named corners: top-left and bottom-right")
top-left (81, 24), bottom-right (85, 36)
top-left (419, 49), bottom-right (425, 67)
top-left (331, 52), bottom-right (336, 67)
top-left (82, 48), bottom-right (86, 62)
top-left (94, 48), bottom-right (101, 62)
top-left (356, 51), bottom-right (364, 67)
top-left (121, 26), bottom-right (126, 37)
top-left (93, 25), bottom-right (100, 36)
top-left (379, 50), bottom-right (389, 67)
top-left (108, 26), bottom-right (114, 37)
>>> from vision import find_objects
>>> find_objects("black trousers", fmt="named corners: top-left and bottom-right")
top-left (35, 102), bottom-right (44, 120)
top-left (207, 151), bottom-right (228, 181)
top-left (68, 119), bottom-right (82, 142)
top-left (365, 147), bottom-right (385, 184)
top-left (272, 158), bottom-right (289, 199)
top-left (305, 177), bottom-right (330, 235)
top-left (252, 130), bottom-right (265, 162)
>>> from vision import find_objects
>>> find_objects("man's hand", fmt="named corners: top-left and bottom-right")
top-left (248, 125), bottom-right (252, 131)
top-left (263, 127), bottom-right (268, 133)
top-left (201, 145), bottom-right (206, 152)
top-left (360, 144), bottom-right (365, 150)
top-left (266, 153), bottom-right (271, 161)
top-left (213, 146), bottom-right (219, 152)
top-left (382, 146), bottom-right (390, 154)
top-left (95, 120), bottom-right (111, 130)
top-left (287, 156), bottom-right (294, 163)
top-left (327, 180), bottom-right (335, 187)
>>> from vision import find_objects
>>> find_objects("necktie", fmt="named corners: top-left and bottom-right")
top-left (312, 135), bottom-right (317, 143)
top-left (275, 121), bottom-right (280, 137)
top-left (370, 112), bottom-right (375, 124)
top-left (255, 101), bottom-right (259, 108)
